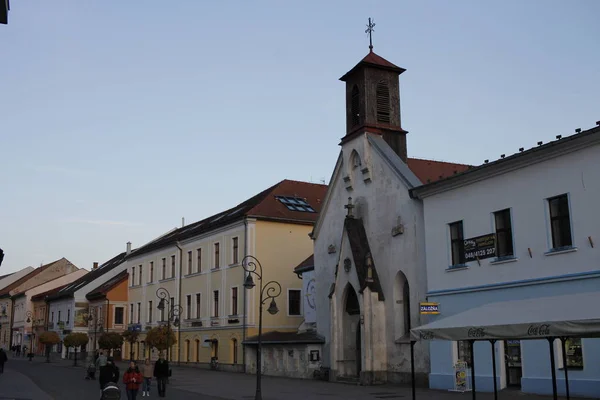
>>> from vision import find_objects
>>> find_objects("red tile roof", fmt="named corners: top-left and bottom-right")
top-left (340, 51), bottom-right (406, 81)
top-left (129, 180), bottom-right (328, 259)
top-left (293, 254), bottom-right (314, 274)
top-left (407, 158), bottom-right (472, 184)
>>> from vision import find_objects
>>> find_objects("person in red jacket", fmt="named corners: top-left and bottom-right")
top-left (123, 361), bottom-right (143, 400)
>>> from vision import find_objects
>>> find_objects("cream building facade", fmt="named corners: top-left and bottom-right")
top-left (126, 179), bottom-right (326, 371)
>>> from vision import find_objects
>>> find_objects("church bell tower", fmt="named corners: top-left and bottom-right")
top-left (339, 19), bottom-right (408, 162)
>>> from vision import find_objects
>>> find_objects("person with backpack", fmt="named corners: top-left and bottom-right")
top-left (123, 361), bottom-right (143, 400)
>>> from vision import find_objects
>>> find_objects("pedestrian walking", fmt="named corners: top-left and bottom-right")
top-left (0, 348), bottom-right (8, 374)
top-left (99, 357), bottom-right (120, 399)
top-left (141, 358), bottom-right (153, 397)
top-left (96, 351), bottom-right (108, 369)
top-left (153, 354), bottom-right (169, 398)
top-left (123, 361), bottom-right (143, 400)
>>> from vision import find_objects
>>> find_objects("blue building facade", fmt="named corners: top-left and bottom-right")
top-left (427, 271), bottom-right (600, 397)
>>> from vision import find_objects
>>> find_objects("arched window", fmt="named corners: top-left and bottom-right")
top-left (231, 338), bottom-right (238, 364)
top-left (350, 150), bottom-right (362, 170)
top-left (195, 339), bottom-right (200, 362)
top-left (185, 339), bottom-right (190, 362)
top-left (351, 85), bottom-right (360, 127)
top-left (376, 80), bottom-right (390, 124)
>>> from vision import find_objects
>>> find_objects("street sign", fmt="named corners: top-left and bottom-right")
top-left (420, 302), bottom-right (440, 315)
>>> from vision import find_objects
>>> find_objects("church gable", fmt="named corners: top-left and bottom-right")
top-left (344, 216), bottom-right (384, 301)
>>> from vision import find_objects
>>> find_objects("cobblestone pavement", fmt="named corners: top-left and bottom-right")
top-left (5, 355), bottom-right (596, 400)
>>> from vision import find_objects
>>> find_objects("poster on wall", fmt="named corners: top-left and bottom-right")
top-left (74, 303), bottom-right (89, 328)
top-left (452, 361), bottom-right (469, 392)
top-left (303, 270), bottom-right (317, 324)
top-left (463, 234), bottom-right (496, 262)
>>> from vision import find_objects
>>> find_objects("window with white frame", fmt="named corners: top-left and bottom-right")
top-left (171, 255), bottom-right (176, 278)
top-left (186, 295), bottom-right (191, 319)
top-left (548, 194), bottom-right (573, 249)
top-left (129, 304), bottom-right (134, 324)
top-left (138, 265), bottom-right (142, 285)
top-left (131, 266), bottom-right (136, 286)
top-left (137, 303), bottom-right (141, 324)
top-left (187, 251), bottom-right (192, 275)
top-left (214, 243), bottom-right (220, 269)
top-left (449, 221), bottom-right (465, 265)
top-left (147, 301), bottom-right (153, 323)
top-left (149, 261), bottom-right (154, 283)
top-left (115, 307), bottom-right (124, 325)
top-left (494, 209), bottom-right (514, 258)
top-left (232, 237), bottom-right (239, 265)
top-left (213, 290), bottom-right (219, 317)
top-left (231, 287), bottom-right (238, 315)
top-left (161, 258), bottom-right (166, 280)
top-left (288, 289), bottom-right (301, 316)
top-left (196, 248), bottom-right (202, 273)
top-left (195, 293), bottom-right (201, 319)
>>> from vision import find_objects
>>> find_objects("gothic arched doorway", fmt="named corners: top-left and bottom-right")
top-left (342, 284), bottom-right (361, 377)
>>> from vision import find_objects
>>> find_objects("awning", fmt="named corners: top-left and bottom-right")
top-left (411, 291), bottom-right (600, 341)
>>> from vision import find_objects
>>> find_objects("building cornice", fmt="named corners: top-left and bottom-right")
top-left (411, 125), bottom-right (600, 199)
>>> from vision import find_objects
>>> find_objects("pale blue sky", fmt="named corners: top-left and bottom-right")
top-left (1, 1), bottom-right (599, 274)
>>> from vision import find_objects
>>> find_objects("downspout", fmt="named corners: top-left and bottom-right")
top-left (8, 298), bottom-right (14, 349)
top-left (242, 218), bottom-right (248, 373)
top-left (175, 241), bottom-right (183, 366)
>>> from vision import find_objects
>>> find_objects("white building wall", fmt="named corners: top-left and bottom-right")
top-left (423, 142), bottom-right (600, 292)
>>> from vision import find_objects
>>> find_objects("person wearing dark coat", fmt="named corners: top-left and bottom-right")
top-left (99, 357), bottom-right (120, 397)
top-left (0, 348), bottom-right (7, 374)
top-left (153, 355), bottom-right (169, 398)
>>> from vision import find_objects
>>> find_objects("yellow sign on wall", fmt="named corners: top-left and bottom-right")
top-left (419, 302), bottom-right (440, 315)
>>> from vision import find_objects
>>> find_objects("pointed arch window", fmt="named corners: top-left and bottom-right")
top-left (351, 85), bottom-right (360, 127)
top-left (376, 80), bottom-right (390, 124)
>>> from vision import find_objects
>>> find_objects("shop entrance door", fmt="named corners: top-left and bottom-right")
top-left (504, 340), bottom-right (522, 387)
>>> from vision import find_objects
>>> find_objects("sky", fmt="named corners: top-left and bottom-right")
top-left (1, 1), bottom-right (599, 274)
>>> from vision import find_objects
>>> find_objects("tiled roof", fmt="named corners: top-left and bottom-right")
top-left (407, 158), bottom-right (473, 184)
top-left (293, 254), bottom-right (314, 275)
top-left (128, 179), bottom-right (328, 260)
top-left (0, 273), bottom-right (14, 281)
top-left (243, 330), bottom-right (325, 345)
top-left (31, 283), bottom-right (71, 302)
top-left (46, 252), bottom-right (127, 302)
top-left (86, 270), bottom-right (128, 301)
top-left (340, 51), bottom-right (406, 81)
top-left (0, 258), bottom-right (66, 298)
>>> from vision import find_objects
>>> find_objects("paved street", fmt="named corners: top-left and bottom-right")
top-left (1, 355), bottom-right (596, 400)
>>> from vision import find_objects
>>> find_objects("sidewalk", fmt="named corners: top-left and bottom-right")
top-left (0, 364), bottom-right (53, 400)
top-left (24, 354), bottom-right (594, 400)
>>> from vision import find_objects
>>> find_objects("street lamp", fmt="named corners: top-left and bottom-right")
top-left (87, 309), bottom-right (104, 363)
top-left (156, 287), bottom-right (182, 363)
top-left (241, 255), bottom-right (281, 400)
top-left (25, 311), bottom-right (33, 360)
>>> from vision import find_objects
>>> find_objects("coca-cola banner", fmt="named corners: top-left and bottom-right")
top-left (411, 291), bottom-right (600, 341)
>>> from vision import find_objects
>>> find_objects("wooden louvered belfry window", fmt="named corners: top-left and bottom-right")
top-left (376, 80), bottom-right (390, 124)
top-left (351, 85), bottom-right (360, 127)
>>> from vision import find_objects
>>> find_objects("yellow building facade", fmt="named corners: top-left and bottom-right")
top-left (125, 179), bottom-right (326, 370)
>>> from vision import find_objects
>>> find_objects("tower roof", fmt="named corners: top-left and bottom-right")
top-left (340, 51), bottom-right (406, 81)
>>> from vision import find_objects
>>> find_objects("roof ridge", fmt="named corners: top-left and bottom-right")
top-left (408, 157), bottom-right (473, 167)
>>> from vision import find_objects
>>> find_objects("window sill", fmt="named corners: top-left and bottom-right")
top-left (446, 265), bottom-right (468, 272)
top-left (490, 257), bottom-right (518, 265)
top-left (184, 271), bottom-right (205, 278)
top-left (228, 263), bottom-right (241, 268)
top-left (544, 247), bottom-right (578, 257)
top-left (159, 278), bottom-right (176, 283)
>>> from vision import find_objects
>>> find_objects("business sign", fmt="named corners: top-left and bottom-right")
top-left (454, 361), bottom-right (468, 392)
top-left (302, 270), bottom-right (317, 324)
top-left (464, 234), bottom-right (496, 262)
top-left (128, 324), bottom-right (142, 332)
top-left (420, 302), bottom-right (440, 315)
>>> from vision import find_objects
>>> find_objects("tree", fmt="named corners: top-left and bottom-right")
top-left (122, 330), bottom-right (140, 361)
top-left (39, 331), bottom-right (60, 363)
top-left (63, 332), bottom-right (89, 366)
top-left (145, 325), bottom-right (177, 355)
top-left (98, 332), bottom-right (124, 357)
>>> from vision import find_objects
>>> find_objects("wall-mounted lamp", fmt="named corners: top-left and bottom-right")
top-left (528, 248), bottom-right (533, 258)
top-left (589, 236), bottom-right (594, 248)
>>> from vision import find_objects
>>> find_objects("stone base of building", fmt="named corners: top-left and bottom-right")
top-left (330, 369), bottom-right (429, 387)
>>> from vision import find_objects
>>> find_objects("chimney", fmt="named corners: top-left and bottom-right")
top-left (92, 262), bottom-right (99, 270)
top-left (126, 241), bottom-right (132, 255)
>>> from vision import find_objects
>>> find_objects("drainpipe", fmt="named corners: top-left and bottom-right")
top-left (175, 241), bottom-right (183, 366)
top-left (8, 298), bottom-right (14, 349)
top-left (242, 218), bottom-right (248, 373)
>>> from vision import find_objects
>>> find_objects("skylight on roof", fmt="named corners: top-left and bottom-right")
top-left (275, 196), bottom-right (316, 213)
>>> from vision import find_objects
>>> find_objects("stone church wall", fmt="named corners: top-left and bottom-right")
top-left (244, 344), bottom-right (323, 379)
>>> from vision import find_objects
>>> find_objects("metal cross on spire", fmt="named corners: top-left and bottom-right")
top-left (365, 17), bottom-right (375, 52)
